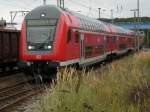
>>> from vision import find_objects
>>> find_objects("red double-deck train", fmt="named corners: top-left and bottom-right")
top-left (19, 5), bottom-right (143, 78)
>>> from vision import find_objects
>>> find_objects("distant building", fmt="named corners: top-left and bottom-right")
top-left (100, 17), bottom-right (150, 47)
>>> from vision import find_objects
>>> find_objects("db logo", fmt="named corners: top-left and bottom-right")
top-left (36, 55), bottom-right (42, 59)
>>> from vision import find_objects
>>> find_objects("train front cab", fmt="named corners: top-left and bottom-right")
top-left (19, 5), bottom-right (70, 78)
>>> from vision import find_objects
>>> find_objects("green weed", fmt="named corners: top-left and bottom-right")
top-left (34, 52), bottom-right (150, 112)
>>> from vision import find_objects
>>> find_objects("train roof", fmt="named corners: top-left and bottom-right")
top-left (64, 7), bottom-right (134, 36)
top-left (25, 5), bottom-right (62, 20)
top-left (27, 5), bottom-right (135, 36)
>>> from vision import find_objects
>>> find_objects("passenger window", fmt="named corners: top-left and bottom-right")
top-left (67, 29), bottom-right (71, 43)
top-left (106, 36), bottom-right (109, 43)
top-left (112, 36), bottom-right (116, 43)
top-left (75, 31), bottom-right (80, 43)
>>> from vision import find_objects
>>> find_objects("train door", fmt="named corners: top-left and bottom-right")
top-left (116, 36), bottom-right (119, 50)
top-left (104, 35), bottom-right (107, 54)
top-left (66, 29), bottom-right (80, 60)
top-left (106, 35), bottom-right (112, 53)
top-left (80, 33), bottom-right (85, 63)
top-left (112, 36), bottom-right (117, 51)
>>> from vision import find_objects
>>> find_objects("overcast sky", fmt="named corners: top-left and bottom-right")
top-left (0, 0), bottom-right (149, 28)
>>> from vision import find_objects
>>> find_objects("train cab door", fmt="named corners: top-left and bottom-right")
top-left (80, 33), bottom-right (85, 64)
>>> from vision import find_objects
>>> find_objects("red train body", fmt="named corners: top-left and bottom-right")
top-left (19, 5), bottom-right (143, 76)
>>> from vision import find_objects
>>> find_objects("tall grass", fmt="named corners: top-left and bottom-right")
top-left (34, 52), bottom-right (150, 112)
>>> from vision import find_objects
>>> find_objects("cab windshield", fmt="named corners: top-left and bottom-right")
top-left (26, 19), bottom-right (57, 43)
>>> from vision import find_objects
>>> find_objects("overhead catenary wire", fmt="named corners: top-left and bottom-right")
top-left (67, 0), bottom-right (110, 17)
top-left (4, 0), bottom-right (30, 9)
top-left (0, 1), bottom-right (24, 9)
top-left (15, 0), bottom-right (40, 10)
top-left (3, 0), bottom-right (40, 10)
top-left (0, 0), bottom-right (122, 21)
top-left (0, 0), bottom-right (38, 23)
top-left (1, 0), bottom-right (112, 17)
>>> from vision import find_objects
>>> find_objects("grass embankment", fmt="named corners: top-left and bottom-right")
top-left (35, 52), bottom-right (150, 112)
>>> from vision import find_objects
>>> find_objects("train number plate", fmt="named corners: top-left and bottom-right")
top-left (36, 55), bottom-right (42, 59)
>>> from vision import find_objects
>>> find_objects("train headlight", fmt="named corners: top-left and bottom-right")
top-left (28, 45), bottom-right (34, 50)
top-left (44, 45), bottom-right (52, 49)
top-left (47, 45), bottom-right (52, 49)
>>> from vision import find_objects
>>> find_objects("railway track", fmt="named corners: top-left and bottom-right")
top-left (0, 53), bottom-right (138, 112)
top-left (0, 68), bottom-right (21, 78)
top-left (0, 72), bottom-right (44, 112)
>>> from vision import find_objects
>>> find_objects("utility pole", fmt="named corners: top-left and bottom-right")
top-left (10, 11), bottom-right (29, 24)
top-left (130, 9), bottom-right (138, 29)
top-left (137, 0), bottom-right (140, 52)
top-left (63, 0), bottom-right (65, 8)
top-left (130, 9), bottom-right (138, 48)
top-left (98, 8), bottom-right (101, 20)
top-left (57, 0), bottom-right (59, 6)
top-left (57, 0), bottom-right (64, 8)
top-left (43, 0), bottom-right (46, 5)
top-left (111, 9), bottom-right (114, 23)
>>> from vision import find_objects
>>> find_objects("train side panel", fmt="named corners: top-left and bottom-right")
top-left (84, 33), bottom-right (105, 58)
